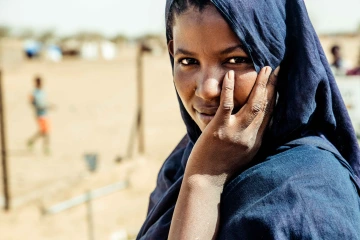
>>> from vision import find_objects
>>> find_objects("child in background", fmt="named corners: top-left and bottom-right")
top-left (27, 76), bottom-right (50, 155)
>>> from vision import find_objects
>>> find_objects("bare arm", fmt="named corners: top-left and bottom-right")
top-left (169, 66), bottom-right (279, 239)
top-left (29, 94), bottom-right (34, 105)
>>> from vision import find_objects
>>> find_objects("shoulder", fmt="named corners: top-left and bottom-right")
top-left (219, 145), bottom-right (360, 239)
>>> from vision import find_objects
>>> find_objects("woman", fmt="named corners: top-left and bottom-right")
top-left (137, 0), bottom-right (360, 239)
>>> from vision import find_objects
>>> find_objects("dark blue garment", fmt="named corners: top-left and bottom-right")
top-left (219, 138), bottom-right (360, 239)
top-left (138, 137), bottom-right (360, 239)
top-left (137, 0), bottom-right (360, 239)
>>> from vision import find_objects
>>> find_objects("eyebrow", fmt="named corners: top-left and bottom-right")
top-left (219, 45), bottom-right (246, 55)
top-left (174, 44), bottom-right (246, 56)
top-left (174, 48), bottom-right (195, 56)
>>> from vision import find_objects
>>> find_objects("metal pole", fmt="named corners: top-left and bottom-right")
top-left (43, 181), bottom-right (128, 215)
top-left (0, 69), bottom-right (10, 211)
top-left (136, 45), bottom-right (145, 155)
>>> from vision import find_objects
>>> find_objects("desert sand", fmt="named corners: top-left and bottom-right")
top-left (0, 47), bottom-right (186, 240)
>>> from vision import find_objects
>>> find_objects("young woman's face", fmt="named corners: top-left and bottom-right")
top-left (168, 4), bottom-right (257, 131)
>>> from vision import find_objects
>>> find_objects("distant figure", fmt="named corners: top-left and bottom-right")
top-left (330, 45), bottom-right (349, 76)
top-left (347, 49), bottom-right (360, 76)
top-left (27, 76), bottom-right (50, 155)
top-left (347, 67), bottom-right (360, 76)
top-left (24, 40), bottom-right (41, 59)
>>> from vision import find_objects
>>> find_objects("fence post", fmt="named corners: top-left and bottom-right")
top-left (0, 69), bottom-right (10, 211)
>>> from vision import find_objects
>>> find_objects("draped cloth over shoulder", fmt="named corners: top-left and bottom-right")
top-left (137, 0), bottom-right (360, 239)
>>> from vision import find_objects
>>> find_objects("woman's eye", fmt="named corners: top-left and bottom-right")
top-left (227, 57), bottom-right (252, 64)
top-left (180, 58), bottom-right (198, 65)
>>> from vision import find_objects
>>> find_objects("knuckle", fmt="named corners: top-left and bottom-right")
top-left (224, 85), bottom-right (233, 91)
top-left (251, 102), bottom-right (263, 115)
top-left (235, 136), bottom-right (254, 151)
top-left (238, 140), bottom-right (251, 151)
top-left (213, 128), bottom-right (228, 141)
top-left (257, 81), bottom-right (267, 89)
top-left (222, 101), bottom-right (234, 111)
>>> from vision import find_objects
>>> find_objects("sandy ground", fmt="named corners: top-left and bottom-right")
top-left (0, 48), bottom-right (186, 240)
top-left (0, 42), bottom-right (360, 240)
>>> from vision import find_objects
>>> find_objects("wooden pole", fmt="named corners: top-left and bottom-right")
top-left (125, 115), bottom-right (136, 159)
top-left (136, 45), bottom-right (145, 155)
top-left (0, 69), bottom-right (10, 211)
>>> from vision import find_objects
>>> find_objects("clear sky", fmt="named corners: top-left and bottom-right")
top-left (0, 0), bottom-right (359, 37)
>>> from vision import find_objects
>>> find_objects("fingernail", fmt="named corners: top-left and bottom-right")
top-left (273, 66), bottom-right (280, 77)
top-left (228, 70), bottom-right (234, 79)
top-left (263, 66), bottom-right (271, 74)
top-left (267, 66), bottom-right (272, 75)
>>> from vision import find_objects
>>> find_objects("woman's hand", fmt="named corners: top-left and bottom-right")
top-left (186, 66), bottom-right (279, 186)
top-left (168, 66), bottom-right (279, 240)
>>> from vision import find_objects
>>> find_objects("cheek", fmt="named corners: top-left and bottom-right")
top-left (173, 69), bottom-right (195, 104)
top-left (234, 70), bottom-right (257, 106)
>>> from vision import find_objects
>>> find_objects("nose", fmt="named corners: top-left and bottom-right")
top-left (195, 68), bottom-right (223, 100)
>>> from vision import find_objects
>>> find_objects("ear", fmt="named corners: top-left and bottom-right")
top-left (168, 40), bottom-right (174, 57)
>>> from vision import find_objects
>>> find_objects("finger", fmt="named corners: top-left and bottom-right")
top-left (252, 66), bottom-right (280, 134)
top-left (236, 66), bottom-right (271, 126)
top-left (241, 96), bottom-right (275, 151)
top-left (266, 66), bottom-right (279, 98)
top-left (214, 70), bottom-right (235, 123)
top-left (252, 90), bottom-right (276, 136)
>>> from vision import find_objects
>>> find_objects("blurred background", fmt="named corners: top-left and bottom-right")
top-left (0, 0), bottom-right (359, 239)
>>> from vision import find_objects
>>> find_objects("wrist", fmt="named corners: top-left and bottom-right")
top-left (185, 173), bottom-right (227, 193)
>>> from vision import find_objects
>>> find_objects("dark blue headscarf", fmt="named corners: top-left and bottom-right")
top-left (137, 0), bottom-right (360, 239)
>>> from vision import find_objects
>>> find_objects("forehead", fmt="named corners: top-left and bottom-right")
top-left (172, 5), bottom-right (241, 52)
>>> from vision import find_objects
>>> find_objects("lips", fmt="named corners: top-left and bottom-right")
top-left (194, 105), bottom-right (218, 127)
top-left (194, 106), bottom-right (218, 116)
